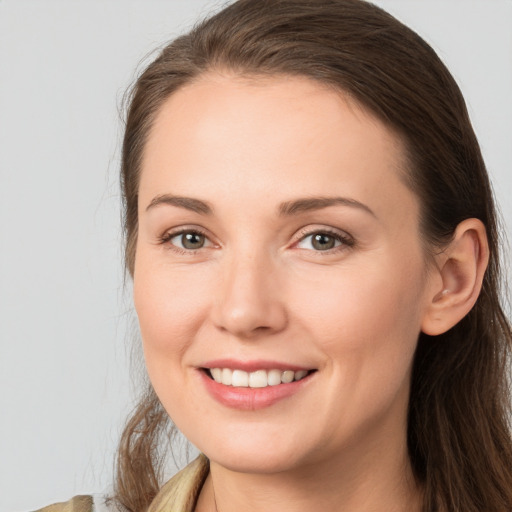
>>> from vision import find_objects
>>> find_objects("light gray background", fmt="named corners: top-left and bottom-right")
top-left (1, 1), bottom-right (511, 511)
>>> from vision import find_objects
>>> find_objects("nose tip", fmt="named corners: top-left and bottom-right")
top-left (216, 303), bottom-right (286, 339)
top-left (211, 259), bottom-right (288, 339)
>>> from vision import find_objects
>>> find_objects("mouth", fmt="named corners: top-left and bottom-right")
top-left (203, 367), bottom-right (314, 388)
top-left (198, 360), bottom-right (317, 410)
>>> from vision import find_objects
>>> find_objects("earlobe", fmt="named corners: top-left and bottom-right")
top-left (421, 218), bottom-right (489, 336)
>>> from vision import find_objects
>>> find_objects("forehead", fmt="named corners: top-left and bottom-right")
top-left (139, 73), bottom-right (416, 223)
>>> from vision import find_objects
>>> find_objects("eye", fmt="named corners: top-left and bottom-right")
top-left (161, 229), bottom-right (213, 251)
top-left (174, 231), bottom-right (206, 250)
top-left (295, 230), bottom-right (353, 251)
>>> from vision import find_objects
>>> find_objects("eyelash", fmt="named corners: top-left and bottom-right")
top-left (293, 227), bottom-right (355, 254)
top-left (158, 228), bottom-right (211, 255)
top-left (157, 227), bottom-right (355, 254)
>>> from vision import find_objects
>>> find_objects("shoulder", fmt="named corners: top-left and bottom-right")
top-left (33, 494), bottom-right (121, 512)
top-left (147, 454), bottom-right (209, 512)
top-left (34, 496), bottom-right (94, 512)
top-left (32, 455), bottom-right (208, 512)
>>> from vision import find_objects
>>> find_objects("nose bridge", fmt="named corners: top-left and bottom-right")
top-left (212, 242), bottom-right (287, 338)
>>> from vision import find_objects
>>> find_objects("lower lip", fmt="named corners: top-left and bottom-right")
top-left (199, 370), bottom-right (313, 410)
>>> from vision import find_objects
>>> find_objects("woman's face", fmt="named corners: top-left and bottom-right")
top-left (134, 74), bottom-right (436, 474)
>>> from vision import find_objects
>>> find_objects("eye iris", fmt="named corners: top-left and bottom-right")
top-left (182, 232), bottom-right (205, 249)
top-left (312, 233), bottom-right (336, 250)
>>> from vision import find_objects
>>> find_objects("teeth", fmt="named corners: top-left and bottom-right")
top-left (231, 369), bottom-right (249, 387)
top-left (281, 370), bottom-right (294, 383)
top-left (294, 370), bottom-right (308, 381)
top-left (211, 368), bottom-right (222, 382)
top-left (267, 369), bottom-right (282, 386)
top-left (209, 368), bottom-right (310, 387)
top-left (249, 369), bottom-right (267, 388)
top-left (221, 368), bottom-right (232, 386)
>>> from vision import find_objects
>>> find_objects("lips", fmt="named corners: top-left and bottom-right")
top-left (199, 360), bottom-right (316, 410)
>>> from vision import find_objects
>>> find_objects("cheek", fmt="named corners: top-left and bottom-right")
top-left (133, 256), bottom-right (216, 426)
top-left (296, 255), bottom-right (424, 334)
top-left (283, 257), bottom-right (427, 446)
top-left (133, 254), bottom-right (212, 367)
top-left (290, 253), bottom-right (426, 391)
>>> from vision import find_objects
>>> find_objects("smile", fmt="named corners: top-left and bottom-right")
top-left (208, 368), bottom-right (311, 388)
top-left (199, 362), bottom-right (317, 410)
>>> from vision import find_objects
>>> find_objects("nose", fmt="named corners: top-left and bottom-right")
top-left (211, 251), bottom-right (288, 339)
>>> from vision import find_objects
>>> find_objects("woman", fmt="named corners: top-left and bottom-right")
top-left (38, 0), bottom-right (512, 511)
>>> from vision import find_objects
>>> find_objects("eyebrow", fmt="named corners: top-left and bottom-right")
top-left (145, 194), bottom-right (213, 215)
top-left (278, 196), bottom-right (376, 217)
top-left (145, 194), bottom-right (375, 218)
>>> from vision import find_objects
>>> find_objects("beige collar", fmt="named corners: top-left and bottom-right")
top-left (147, 454), bottom-right (210, 512)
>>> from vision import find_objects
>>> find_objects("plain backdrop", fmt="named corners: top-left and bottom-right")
top-left (1, 1), bottom-right (511, 511)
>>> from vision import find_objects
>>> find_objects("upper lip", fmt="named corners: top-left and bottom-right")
top-left (199, 359), bottom-right (314, 373)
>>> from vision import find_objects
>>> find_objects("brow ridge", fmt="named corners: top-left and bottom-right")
top-left (145, 194), bottom-right (213, 215)
top-left (278, 196), bottom-right (375, 217)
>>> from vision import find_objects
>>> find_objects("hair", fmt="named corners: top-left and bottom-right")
top-left (114, 1), bottom-right (512, 511)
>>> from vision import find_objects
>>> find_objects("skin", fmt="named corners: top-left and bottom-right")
top-left (133, 74), bottom-right (486, 512)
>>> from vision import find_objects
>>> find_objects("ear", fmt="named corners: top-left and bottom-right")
top-left (421, 218), bottom-right (489, 336)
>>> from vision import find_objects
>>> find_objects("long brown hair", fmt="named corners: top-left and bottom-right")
top-left (115, 1), bottom-right (512, 511)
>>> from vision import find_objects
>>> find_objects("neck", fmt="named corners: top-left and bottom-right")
top-left (196, 429), bottom-right (422, 512)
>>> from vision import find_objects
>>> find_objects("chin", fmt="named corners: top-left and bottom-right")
top-left (192, 427), bottom-right (318, 475)
top-left (206, 447), bottom-right (304, 475)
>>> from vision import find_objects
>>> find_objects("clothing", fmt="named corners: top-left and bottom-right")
top-left (34, 455), bottom-right (209, 512)
top-left (147, 454), bottom-right (209, 512)
top-left (34, 496), bottom-right (94, 512)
